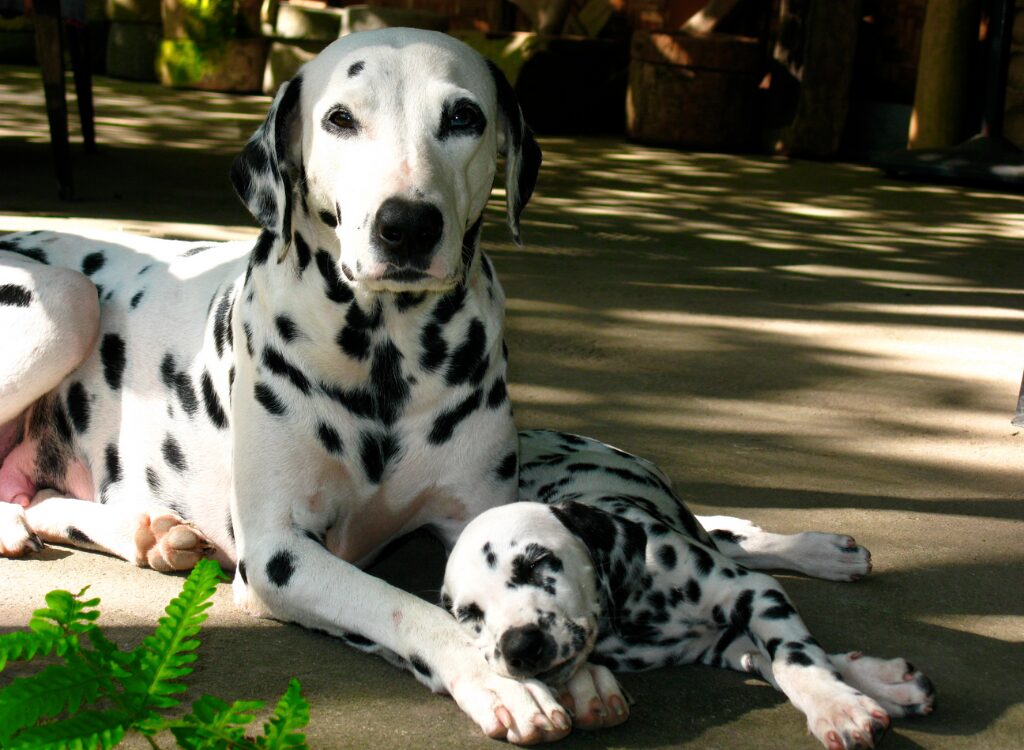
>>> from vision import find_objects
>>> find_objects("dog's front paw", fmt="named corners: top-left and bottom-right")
top-left (0, 501), bottom-right (43, 556)
top-left (133, 512), bottom-right (212, 571)
top-left (832, 652), bottom-right (935, 718)
top-left (450, 670), bottom-right (571, 744)
top-left (793, 532), bottom-right (872, 582)
top-left (558, 662), bottom-right (629, 730)
top-left (805, 687), bottom-right (890, 750)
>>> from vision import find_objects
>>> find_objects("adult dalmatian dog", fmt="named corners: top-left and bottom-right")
top-left (443, 430), bottom-right (935, 750)
top-left (0, 28), bottom-right (926, 747)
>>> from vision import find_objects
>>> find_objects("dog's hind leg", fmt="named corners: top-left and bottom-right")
top-left (0, 248), bottom-right (100, 430)
top-left (20, 490), bottom-right (214, 571)
top-left (0, 245), bottom-right (100, 523)
top-left (696, 515), bottom-right (872, 582)
top-left (699, 571), bottom-right (909, 750)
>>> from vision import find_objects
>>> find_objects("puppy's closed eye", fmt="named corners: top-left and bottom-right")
top-left (457, 602), bottom-right (485, 622)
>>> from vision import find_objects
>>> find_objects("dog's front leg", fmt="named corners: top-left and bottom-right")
top-left (233, 526), bottom-right (570, 743)
top-left (230, 439), bottom-right (569, 742)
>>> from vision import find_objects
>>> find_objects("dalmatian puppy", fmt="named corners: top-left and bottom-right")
top-left (0, 29), bottom-right (581, 744)
top-left (443, 430), bottom-right (936, 749)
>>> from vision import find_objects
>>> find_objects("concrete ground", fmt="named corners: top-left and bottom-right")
top-left (1, 67), bottom-right (1022, 749)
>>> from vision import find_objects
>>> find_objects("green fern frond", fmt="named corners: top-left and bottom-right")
top-left (134, 559), bottom-right (226, 710)
top-left (0, 661), bottom-right (112, 743)
top-left (0, 560), bottom-right (310, 750)
top-left (0, 630), bottom-right (72, 672)
top-left (32, 589), bottom-right (101, 635)
top-left (258, 679), bottom-right (309, 750)
top-left (169, 694), bottom-right (266, 749)
top-left (3, 709), bottom-right (127, 750)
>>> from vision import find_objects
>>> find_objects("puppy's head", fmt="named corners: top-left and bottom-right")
top-left (442, 502), bottom-right (604, 686)
top-left (231, 28), bottom-right (541, 293)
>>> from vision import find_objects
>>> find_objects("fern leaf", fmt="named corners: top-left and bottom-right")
top-left (134, 559), bottom-right (226, 711)
top-left (4, 709), bottom-right (127, 750)
top-left (31, 589), bottom-right (101, 635)
top-left (0, 630), bottom-right (71, 672)
top-left (168, 695), bottom-right (265, 750)
top-left (258, 679), bottom-right (309, 750)
top-left (0, 662), bottom-right (111, 742)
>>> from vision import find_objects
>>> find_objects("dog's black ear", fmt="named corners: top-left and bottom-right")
top-left (486, 61), bottom-right (541, 246)
top-left (549, 501), bottom-right (647, 567)
top-left (550, 500), bottom-right (649, 619)
top-left (230, 75), bottom-right (304, 264)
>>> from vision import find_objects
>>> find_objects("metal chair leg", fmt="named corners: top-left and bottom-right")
top-left (32, 0), bottom-right (74, 199)
top-left (67, 23), bottom-right (96, 153)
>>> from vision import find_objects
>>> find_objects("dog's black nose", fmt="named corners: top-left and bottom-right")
top-left (499, 625), bottom-right (554, 675)
top-left (372, 197), bottom-right (443, 266)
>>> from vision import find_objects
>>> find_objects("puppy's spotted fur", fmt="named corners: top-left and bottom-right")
top-left (444, 430), bottom-right (936, 750)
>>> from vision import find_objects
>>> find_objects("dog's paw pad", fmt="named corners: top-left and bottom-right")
top-left (135, 512), bottom-right (212, 571)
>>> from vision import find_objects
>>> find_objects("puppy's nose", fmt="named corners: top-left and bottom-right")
top-left (372, 197), bottom-right (443, 266)
top-left (499, 625), bottom-right (553, 675)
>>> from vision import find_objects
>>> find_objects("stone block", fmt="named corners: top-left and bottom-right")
top-left (273, 2), bottom-right (448, 42)
top-left (263, 38), bottom-right (329, 95)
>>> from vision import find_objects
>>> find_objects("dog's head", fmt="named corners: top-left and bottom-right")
top-left (443, 500), bottom-right (648, 686)
top-left (231, 29), bottom-right (541, 293)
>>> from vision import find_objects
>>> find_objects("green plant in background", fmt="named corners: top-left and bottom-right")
top-left (0, 559), bottom-right (309, 750)
top-left (177, 0), bottom-right (239, 47)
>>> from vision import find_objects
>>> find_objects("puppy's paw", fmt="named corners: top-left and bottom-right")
top-left (832, 652), bottom-right (935, 718)
top-left (134, 511), bottom-right (212, 571)
top-left (558, 662), bottom-right (629, 730)
top-left (792, 532), bottom-right (872, 582)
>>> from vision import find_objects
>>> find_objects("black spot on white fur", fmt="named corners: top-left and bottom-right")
top-left (266, 550), bottom-right (295, 586)
top-left (100, 334), bottom-right (127, 391)
top-left (0, 284), bottom-right (32, 307)
top-left (81, 252), bottom-right (105, 276)
top-left (66, 382), bottom-right (90, 433)
top-left (201, 371), bottom-right (228, 429)
top-left (254, 382), bottom-right (287, 416)
top-left (161, 434), bottom-right (187, 473)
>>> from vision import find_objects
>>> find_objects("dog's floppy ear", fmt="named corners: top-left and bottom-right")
top-left (486, 61), bottom-right (541, 246)
top-left (230, 75), bottom-right (304, 263)
top-left (550, 500), bottom-right (649, 620)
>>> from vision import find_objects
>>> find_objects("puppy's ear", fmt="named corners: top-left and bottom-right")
top-left (549, 501), bottom-right (647, 566)
top-left (486, 61), bottom-right (542, 246)
top-left (550, 501), bottom-right (648, 614)
top-left (230, 75), bottom-right (304, 264)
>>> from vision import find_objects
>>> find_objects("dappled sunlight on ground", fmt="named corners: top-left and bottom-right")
top-left (0, 68), bottom-right (265, 153)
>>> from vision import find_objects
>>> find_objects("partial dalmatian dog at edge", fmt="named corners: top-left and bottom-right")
top-left (443, 430), bottom-right (936, 750)
top-left (0, 29), bottom-right (582, 745)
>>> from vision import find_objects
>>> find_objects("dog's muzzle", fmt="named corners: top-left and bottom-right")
top-left (371, 197), bottom-right (444, 274)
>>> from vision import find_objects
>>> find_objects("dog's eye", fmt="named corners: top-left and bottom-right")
top-left (443, 100), bottom-right (485, 136)
top-left (325, 107), bottom-right (357, 133)
top-left (457, 602), bottom-right (485, 622)
top-left (451, 104), bottom-right (479, 129)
